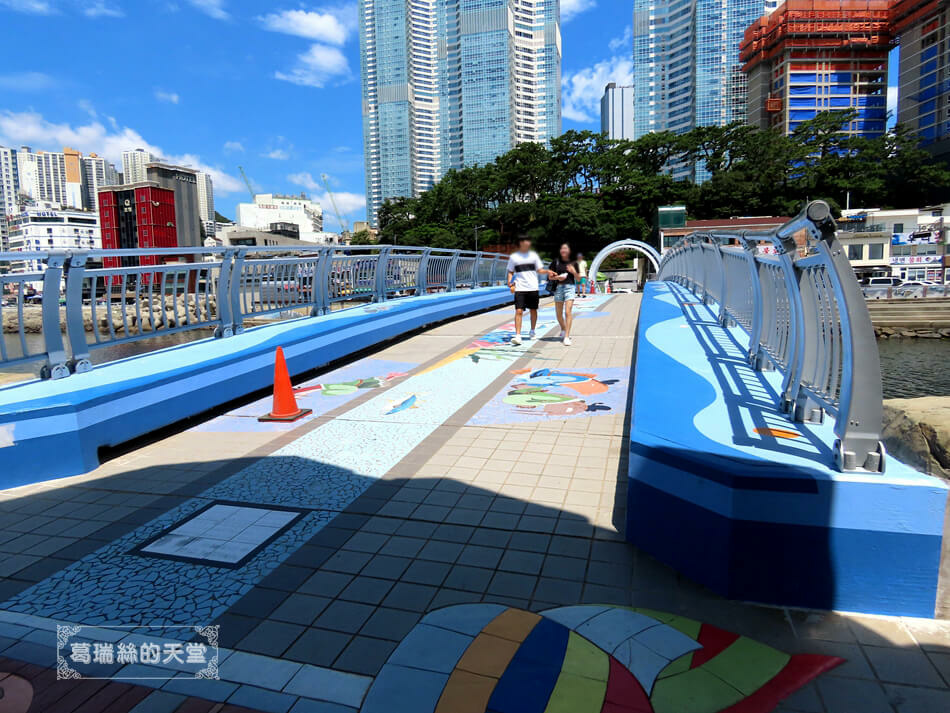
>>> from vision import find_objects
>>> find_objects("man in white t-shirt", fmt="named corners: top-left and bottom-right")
top-left (506, 237), bottom-right (556, 346)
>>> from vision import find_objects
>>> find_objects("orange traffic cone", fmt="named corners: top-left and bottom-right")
top-left (259, 347), bottom-right (313, 422)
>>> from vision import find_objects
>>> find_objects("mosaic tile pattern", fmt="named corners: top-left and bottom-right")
top-left (362, 604), bottom-right (844, 713)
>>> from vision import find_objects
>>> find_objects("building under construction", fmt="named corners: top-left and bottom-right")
top-left (891, 0), bottom-right (950, 160)
top-left (740, 1), bottom-right (892, 136)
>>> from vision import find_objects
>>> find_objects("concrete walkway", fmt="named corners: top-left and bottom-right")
top-left (0, 293), bottom-right (948, 713)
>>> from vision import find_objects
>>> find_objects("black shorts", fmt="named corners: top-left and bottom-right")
top-left (513, 291), bottom-right (540, 310)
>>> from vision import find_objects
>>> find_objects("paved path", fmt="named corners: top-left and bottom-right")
top-left (0, 293), bottom-right (948, 713)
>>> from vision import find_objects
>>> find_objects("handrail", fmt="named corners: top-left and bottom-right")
top-left (657, 201), bottom-right (885, 473)
top-left (0, 245), bottom-right (511, 380)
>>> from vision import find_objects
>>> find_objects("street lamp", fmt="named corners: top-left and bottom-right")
top-left (474, 224), bottom-right (487, 251)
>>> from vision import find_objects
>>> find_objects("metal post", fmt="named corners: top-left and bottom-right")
top-left (40, 251), bottom-right (70, 380)
top-left (215, 250), bottom-right (235, 338)
top-left (447, 251), bottom-right (460, 292)
top-left (417, 249), bottom-right (431, 297)
top-left (62, 252), bottom-right (92, 375)
top-left (227, 249), bottom-right (248, 335)
top-left (474, 251), bottom-right (483, 288)
top-left (375, 246), bottom-right (392, 302)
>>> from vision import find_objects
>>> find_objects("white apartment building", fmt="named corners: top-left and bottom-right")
top-left (196, 172), bottom-right (215, 238)
top-left (4, 146), bottom-right (117, 212)
top-left (6, 202), bottom-right (101, 278)
top-left (601, 84), bottom-right (636, 141)
top-left (122, 148), bottom-right (159, 183)
top-left (236, 193), bottom-right (325, 243)
top-left (81, 153), bottom-right (119, 212)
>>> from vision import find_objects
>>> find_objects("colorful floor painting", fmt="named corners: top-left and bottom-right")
top-left (0, 299), bottom-right (614, 627)
top-left (467, 368), bottom-right (629, 426)
top-left (362, 604), bottom-right (842, 713)
top-left (189, 359), bottom-right (416, 432)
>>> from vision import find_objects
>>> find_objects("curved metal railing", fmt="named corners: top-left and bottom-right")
top-left (0, 245), bottom-right (510, 380)
top-left (658, 201), bottom-right (885, 473)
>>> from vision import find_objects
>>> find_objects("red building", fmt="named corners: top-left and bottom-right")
top-left (98, 183), bottom-right (177, 269)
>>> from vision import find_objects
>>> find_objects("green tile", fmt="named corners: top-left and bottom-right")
top-left (543, 671), bottom-right (606, 713)
top-left (561, 632), bottom-right (609, 682)
top-left (657, 652), bottom-right (694, 680)
top-left (701, 637), bottom-right (790, 696)
top-left (650, 668), bottom-right (745, 713)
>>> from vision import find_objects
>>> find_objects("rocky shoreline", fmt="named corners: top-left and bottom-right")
top-left (875, 327), bottom-right (950, 339)
top-left (2, 297), bottom-right (218, 335)
top-left (882, 397), bottom-right (950, 480)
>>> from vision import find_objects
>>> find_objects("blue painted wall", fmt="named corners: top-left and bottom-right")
top-left (628, 281), bottom-right (948, 618)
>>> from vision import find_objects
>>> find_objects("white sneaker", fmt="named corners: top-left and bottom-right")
top-left (563, 336), bottom-right (572, 346)
top-left (511, 335), bottom-right (522, 346)
top-left (528, 330), bottom-right (536, 339)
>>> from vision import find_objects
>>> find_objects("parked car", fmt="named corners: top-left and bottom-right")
top-left (898, 280), bottom-right (937, 287)
top-left (867, 277), bottom-right (903, 287)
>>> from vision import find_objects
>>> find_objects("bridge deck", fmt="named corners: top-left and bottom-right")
top-left (0, 294), bottom-right (948, 713)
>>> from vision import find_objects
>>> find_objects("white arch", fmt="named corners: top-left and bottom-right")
top-left (589, 240), bottom-right (661, 292)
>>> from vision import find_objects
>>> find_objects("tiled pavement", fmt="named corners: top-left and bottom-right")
top-left (0, 293), bottom-right (949, 713)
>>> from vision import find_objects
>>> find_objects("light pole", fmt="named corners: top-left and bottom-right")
top-left (474, 224), bottom-right (486, 251)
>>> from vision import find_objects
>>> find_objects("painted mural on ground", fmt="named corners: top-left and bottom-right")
top-left (361, 604), bottom-right (842, 713)
top-left (467, 367), bottom-right (629, 426)
top-left (189, 358), bottom-right (415, 432)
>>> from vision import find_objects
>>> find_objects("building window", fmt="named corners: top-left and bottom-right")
top-left (893, 223), bottom-right (904, 233)
top-left (868, 243), bottom-right (884, 260)
top-left (847, 244), bottom-right (863, 260)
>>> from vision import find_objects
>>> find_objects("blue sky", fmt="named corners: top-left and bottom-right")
top-left (0, 0), bottom-right (635, 229)
top-left (0, 1), bottom-right (896, 228)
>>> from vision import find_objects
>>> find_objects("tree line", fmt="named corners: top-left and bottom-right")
top-left (351, 110), bottom-right (950, 258)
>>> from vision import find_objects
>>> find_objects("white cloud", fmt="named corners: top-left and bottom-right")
top-left (0, 71), bottom-right (58, 90)
top-left (78, 99), bottom-right (97, 118)
top-left (84, 1), bottom-right (122, 17)
top-left (265, 148), bottom-right (290, 160)
top-left (259, 9), bottom-right (349, 45)
top-left (562, 0), bottom-right (595, 22)
top-left (155, 89), bottom-right (180, 104)
top-left (0, 0), bottom-right (55, 13)
top-left (609, 25), bottom-right (632, 52)
top-left (0, 110), bottom-right (244, 194)
top-left (187, 0), bottom-right (227, 20)
top-left (275, 43), bottom-right (350, 88)
top-left (562, 55), bottom-right (633, 123)
top-left (223, 140), bottom-right (244, 153)
top-left (289, 172), bottom-right (365, 229)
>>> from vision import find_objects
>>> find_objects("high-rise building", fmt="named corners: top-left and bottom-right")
top-left (0, 146), bottom-right (18, 250)
top-left (891, 0), bottom-right (950, 161)
top-left (144, 163), bottom-right (203, 248)
top-left (16, 147), bottom-right (70, 206)
top-left (236, 193), bottom-right (326, 243)
top-left (359, 0), bottom-right (561, 226)
top-left (80, 153), bottom-right (119, 212)
top-left (195, 172), bottom-right (215, 238)
top-left (122, 149), bottom-right (159, 184)
top-left (601, 83), bottom-right (636, 141)
top-left (632, 0), bottom-right (772, 180)
top-left (741, 1), bottom-right (891, 139)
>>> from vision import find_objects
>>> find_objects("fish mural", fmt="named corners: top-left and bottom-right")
top-left (360, 604), bottom-right (843, 713)
top-left (294, 372), bottom-right (408, 397)
top-left (386, 394), bottom-right (420, 415)
top-left (503, 369), bottom-right (615, 416)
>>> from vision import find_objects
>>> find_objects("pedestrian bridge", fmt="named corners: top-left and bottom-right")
top-left (0, 206), bottom-right (946, 629)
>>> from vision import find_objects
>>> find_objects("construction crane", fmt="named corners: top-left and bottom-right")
top-left (321, 173), bottom-right (350, 236)
top-left (238, 166), bottom-right (255, 200)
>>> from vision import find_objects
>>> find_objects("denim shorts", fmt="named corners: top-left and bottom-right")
top-left (554, 283), bottom-right (576, 302)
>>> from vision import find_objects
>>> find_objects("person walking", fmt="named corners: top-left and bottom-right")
top-left (576, 253), bottom-right (589, 296)
top-left (506, 237), bottom-right (556, 346)
top-left (549, 243), bottom-right (579, 346)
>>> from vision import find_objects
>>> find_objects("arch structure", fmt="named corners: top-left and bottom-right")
top-left (589, 240), bottom-right (662, 292)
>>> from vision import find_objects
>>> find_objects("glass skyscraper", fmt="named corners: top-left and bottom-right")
top-left (360, 0), bottom-right (561, 226)
top-left (632, 0), bottom-right (778, 181)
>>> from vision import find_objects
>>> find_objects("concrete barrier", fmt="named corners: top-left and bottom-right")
top-left (628, 281), bottom-right (948, 618)
top-left (0, 287), bottom-right (513, 489)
